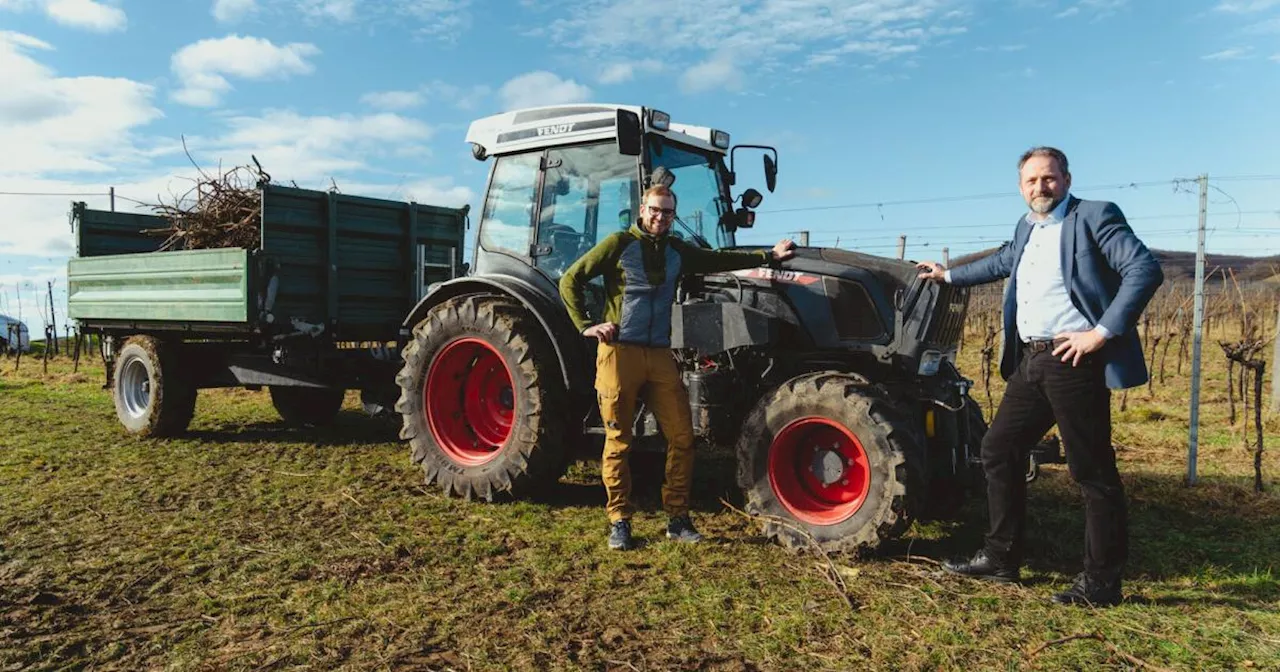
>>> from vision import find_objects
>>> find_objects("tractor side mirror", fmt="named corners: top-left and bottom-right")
top-left (763, 154), bottom-right (777, 192)
top-left (616, 109), bottom-right (642, 156)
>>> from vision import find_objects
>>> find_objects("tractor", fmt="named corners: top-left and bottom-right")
top-left (393, 104), bottom-right (988, 554)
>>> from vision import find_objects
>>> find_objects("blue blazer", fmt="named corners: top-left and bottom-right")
top-left (948, 196), bottom-right (1164, 390)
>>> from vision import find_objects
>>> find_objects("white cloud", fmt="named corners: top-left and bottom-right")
top-left (1244, 17), bottom-right (1280, 33)
top-left (361, 89), bottom-right (425, 110)
top-left (342, 177), bottom-right (473, 207)
top-left (680, 55), bottom-right (742, 93)
top-left (535, 0), bottom-right (967, 93)
top-left (498, 71), bottom-right (591, 111)
top-left (170, 35), bottom-right (320, 107)
top-left (424, 80), bottom-right (490, 110)
top-left (1054, 0), bottom-right (1128, 20)
top-left (1215, 0), bottom-right (1280, 12)
top-left (0, 31), bottom-right (162, 178)
top-left (598, 59), bottom-right (663, 84)
top-left (198, 109), bottom-right (434, 184)
top-left (43, 0), bottom-right (126, 32)
top-left (213, 0), bottom-right (258, 22)
top-left (1270, 53), bottom-right (1280, 61)
top-left (0, 29), bottom-right (51, 51)
top-left (1202, 47), bottom-right (1252, 60)
top-left (297, 0), bottom-right (356, 21)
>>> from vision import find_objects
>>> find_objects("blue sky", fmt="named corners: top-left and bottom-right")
top-left (1, 0), bottom-right (1278, 329)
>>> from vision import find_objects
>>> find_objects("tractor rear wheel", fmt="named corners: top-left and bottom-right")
top-left (736, 372), bottom-right (922, 554)
top-left (270, 386), bottom-right (345, 427)
top-left (395, 295), bottom-right (566, 501)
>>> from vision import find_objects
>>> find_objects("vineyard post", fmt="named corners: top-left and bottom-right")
top-left (1271, 299), bottom-right (1279, 415)
top-left (1187, 173), bottom-right (1208, 486)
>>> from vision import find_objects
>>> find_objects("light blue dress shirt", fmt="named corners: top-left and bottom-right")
top-left (947, 193), bottom-right (1113, 342)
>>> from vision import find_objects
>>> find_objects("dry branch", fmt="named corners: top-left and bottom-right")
top-left (719, 498), bottom-right (857, 612)
top-left (1026, 631), bottom-right (1176, 672)
top-left (140, 144), bottom-right (270, 251)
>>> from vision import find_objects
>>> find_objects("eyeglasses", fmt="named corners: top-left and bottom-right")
top-left (645, 205), bottom-right (675, 219)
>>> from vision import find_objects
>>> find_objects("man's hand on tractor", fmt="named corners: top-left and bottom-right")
top-left (771, 239), bottom-right (797, 262)
top-left (916, 261), bottom-right (947, 281)
top-left (583, 322), bottom-right (619, 343)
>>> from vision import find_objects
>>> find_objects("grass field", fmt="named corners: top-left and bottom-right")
top-left (1, 338), bottom-right (1278, 671)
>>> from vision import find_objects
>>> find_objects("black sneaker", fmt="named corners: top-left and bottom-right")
top-left (666, 514), bottom-right (703, 543)
top-left (608, 520), bottom-right (635, 551)
top-left (1051, 571), bottom-right (1122, 607)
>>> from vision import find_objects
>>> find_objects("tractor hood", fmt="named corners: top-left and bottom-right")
top-left (725, 246), bottom-right (922, 298)
top-left (678, 245), bottom-right (968, 368)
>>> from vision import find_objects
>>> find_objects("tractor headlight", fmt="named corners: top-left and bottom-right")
top-left (918, 350), bottom-right (943, 376)
top-left (712, 130), bottom-right (730, 149)
top-left (650, 109), bottom-right (671, 131)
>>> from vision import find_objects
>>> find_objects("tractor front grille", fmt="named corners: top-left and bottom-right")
top-left (926, 283), bottom-right (969, 349)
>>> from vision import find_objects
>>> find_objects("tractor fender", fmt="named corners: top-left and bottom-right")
top-left (401, 275), bottom-right (587, 392)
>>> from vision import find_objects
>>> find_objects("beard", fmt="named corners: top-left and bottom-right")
top-left (1028, 194), bottom-right (1060, 214)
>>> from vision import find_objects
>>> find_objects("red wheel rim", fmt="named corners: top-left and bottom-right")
top-left (424, 338), bottom-right (515, 466)
top-left (767, 417), bottom-right (871, 525)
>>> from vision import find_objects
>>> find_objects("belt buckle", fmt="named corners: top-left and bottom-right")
top-left (1026, 339), bottom-right (1053, 353)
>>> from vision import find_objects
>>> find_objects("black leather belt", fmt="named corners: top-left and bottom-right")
top-left (1023, 338), bottom-right (1065, 353)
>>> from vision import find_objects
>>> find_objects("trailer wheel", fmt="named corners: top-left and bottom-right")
top-left (735, 372), bottom-right (922, 555)
top-left (395, 295), bottom-right (566, 501)
top-left (269, 387), bottom-right (345, 427)
top-left (112, 335), bottom-right (197, 437)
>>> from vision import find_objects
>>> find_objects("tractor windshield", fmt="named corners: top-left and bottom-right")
top-left (647, 137), bottom-right (735, 249)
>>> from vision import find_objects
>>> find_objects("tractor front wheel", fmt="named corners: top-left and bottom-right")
top-left (736, 372), bottom-right (922, 554)
top-left (395, 296), bottom-right (566, 501)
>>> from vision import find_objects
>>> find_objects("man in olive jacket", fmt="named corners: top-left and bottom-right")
top-left (559, 183), bottom-right (795, 550)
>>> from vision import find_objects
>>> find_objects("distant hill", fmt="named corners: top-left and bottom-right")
top-left (949, 246), bottom-right (1280, 284)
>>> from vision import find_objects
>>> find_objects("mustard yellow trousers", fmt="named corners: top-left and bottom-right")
top-left (594, 342), bottom-right (695, 523)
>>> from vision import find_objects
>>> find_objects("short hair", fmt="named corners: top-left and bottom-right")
top-left (1018, 146), bottom-right (1069, 175)
top-left (642, 183), bottom-right (677, 209)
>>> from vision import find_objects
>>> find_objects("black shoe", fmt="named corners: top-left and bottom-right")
top-left (1051, 572), bottom-right (1122, 607)
top-left (941, 549), bottom-right (1020, 583)
top-left (608, 520), bottom-right (635, 551)
top-left (666, 514), bottom-right (703, 543)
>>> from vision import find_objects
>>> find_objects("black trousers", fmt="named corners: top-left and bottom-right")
top-left (981, 342), bottom-right (1127, 580)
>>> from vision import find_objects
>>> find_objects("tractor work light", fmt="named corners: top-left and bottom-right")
top-left (918, 350), bottom-right (943, 376)
top-left (712, 130), bottom-right (730, 149)
top-left (650, 109), bottom-right (671, 131)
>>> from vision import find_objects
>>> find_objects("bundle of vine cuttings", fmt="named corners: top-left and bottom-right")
top-left (141, 154), bottom-right (270, 251)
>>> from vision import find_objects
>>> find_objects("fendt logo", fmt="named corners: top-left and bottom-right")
top-left (537, 123), bottom-right (576, 136)
top-left (731, 268), bottom-right (820, 286)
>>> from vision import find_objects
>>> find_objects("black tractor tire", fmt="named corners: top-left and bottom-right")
top-left (735, 372), bottom-right (923, 555)
top-left (395, 295), bottom-right (566, 502)
top-left (269, 386), bottom-right (346, 426)
top-left (111, 335), bottom-right (197, 437)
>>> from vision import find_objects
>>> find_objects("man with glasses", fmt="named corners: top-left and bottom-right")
top-left (560, 183), bottom-right (796, 550)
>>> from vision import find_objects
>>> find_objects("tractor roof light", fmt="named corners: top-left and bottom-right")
top-left (712, 130), bottom-right (730, 149)
top-left (650, 109), bottom-right (670, 131)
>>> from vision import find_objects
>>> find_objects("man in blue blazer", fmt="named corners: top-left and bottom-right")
top-left (916, 147), bottom-right (1163, 607)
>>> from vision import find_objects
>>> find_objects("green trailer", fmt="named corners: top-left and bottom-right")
top-left (67, 183), bottom-right (469, 436)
